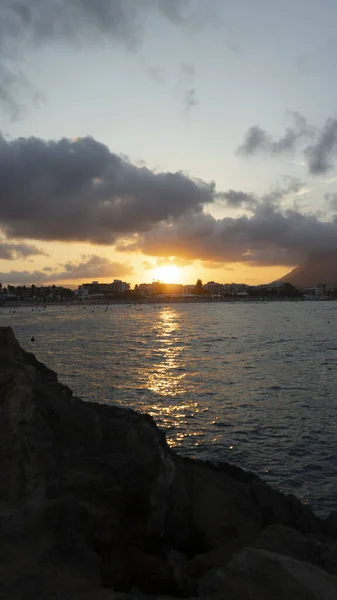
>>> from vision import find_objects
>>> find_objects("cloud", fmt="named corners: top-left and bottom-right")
top-left (180, 63), bottom-right (195, 79)
top-left (141, 260), bottom-right (153, 270)
top-left (117, 186), bottom-right (337, 267)
top-left (238, 112), bottom-right (314, 156)
top-left (179, 63), bottom-right (198, 115)
top-left (0, 241), bottom-right (47, 260)
top-left (239, 112), bottom-right (337, 175)
top-left (1, 0), bottom-right (191, 47)
top-left (217, 189), bottom-right (256, 209)
top-left (141, 256), bottom-right (192, 271)
top-left (201, 261), bottom-right (227, 270)
top-left (217, 180), bottom-right (303, 212)
top-left (0, 134), bottom-right (215, 243)
top-left (305, 119), bottom-right (337, 174)
top-left (0, 254), bottom-right (133, 285)
top-left (1, 130), bottom-right (336, 270)
top-left (56, 254), bottom-right (133, 280)
top-left (0, 0), bottom-right (195, 116)
top-left (148, 65), bottom-right (166, 84)
top-left (325, 192), bottom-right (337, 211)
top-left (157, 0), bottom-right (191, 23)
top-left (237, 126), bottom-right (270, 155)
top-left (185, 88), bottom-right (198, 113)
top-left (0, 270), bottom-right (53, 285)
top-left (155, 256), bottom-right (192, 267)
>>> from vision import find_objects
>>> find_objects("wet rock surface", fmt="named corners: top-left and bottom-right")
top-left (0, 325), bottom-right (336, 599)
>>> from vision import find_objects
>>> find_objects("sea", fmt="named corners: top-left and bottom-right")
top-left (1, 301), bottom-right (337, 517)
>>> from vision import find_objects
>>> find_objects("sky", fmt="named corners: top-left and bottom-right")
top-left (1, 0), bottom-right (337, 287)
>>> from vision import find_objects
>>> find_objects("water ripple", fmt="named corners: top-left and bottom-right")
top-left (2, 301), bottom-right (337, 516)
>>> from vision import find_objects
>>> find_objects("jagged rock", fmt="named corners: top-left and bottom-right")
top-left (325, 511), bottom-right (337, 537)
top-left (251, 523), bottom-right (337, 575)
top-left (198, 547), bottom-right (337, 600)
top-left (0, 326), bottom-right (337, 599)
top-left (0, 327), bottom-right (179, 596)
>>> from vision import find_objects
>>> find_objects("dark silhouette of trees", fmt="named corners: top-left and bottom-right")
top-left (195, 279), bottom-right (203, 295)
top-left (281, 282), bottom-right (302, 298)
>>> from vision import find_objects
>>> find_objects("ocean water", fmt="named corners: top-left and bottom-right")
top-left (2, 301), bottom-right (337, 516)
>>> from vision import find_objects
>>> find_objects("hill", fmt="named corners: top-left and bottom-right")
top-left (277, 251), bottom-right (337, 287)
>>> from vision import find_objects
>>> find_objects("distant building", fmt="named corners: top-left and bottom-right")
top-left (75, 280), bottom-right (130, 297)
top-left (223, 283), bottom-right (248, 296)
top-left (82, 282), bottom-right (110, 294)
top-left (183, 284), bottom-right (197, 295)
top-left (109, 279), bottom-right (130, 294)
top-left (301, 283), bottom-right (335, 299)
top-left (204, 281), bottom-right (224, 296)
top-left (74, 285), bottom-right (89, 298)
top-left (138, 283), bottom-right (153, 296)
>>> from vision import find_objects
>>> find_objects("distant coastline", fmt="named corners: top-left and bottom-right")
top-left (1, 296), bottom-right (337, 308)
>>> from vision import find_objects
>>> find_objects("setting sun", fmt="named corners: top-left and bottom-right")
top-left (152, 265), bottom-right (181, 283)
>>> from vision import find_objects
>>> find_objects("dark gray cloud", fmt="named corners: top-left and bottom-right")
top-left (116, 188), bottom-right (337, 267)
top-left (238, 126), bottom-right (270, 155)
top-left (239, 113), bottom-right (337, 176)
top-left (1, 0), bottom-right (190, 46)
top-left (0, 241), bottom-right (46, 260)
top-left (238, 112), bottom-right (314, 156)
top-left (305, 119), bottom-right (337, 174)
top-left (0, 254), bottom-right (133, 285)
top-left (217, 189), bottom-right (256, 209)
top-left (0, 0), bottom-right (194, 115)
top-left (0, 134), bottom-right (215, 243)
top-left (217, 179), bottom-right (303, 211)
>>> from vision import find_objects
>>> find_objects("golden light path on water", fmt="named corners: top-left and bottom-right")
top-left (146, 307), bottom-right (203, 448)
top-left (147, 308), bottom-right (186, 396)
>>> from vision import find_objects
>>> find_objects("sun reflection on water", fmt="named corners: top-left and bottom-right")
top-left (141, 307), bottom-right (206, 450)
top-left (147, 308), bottom-right (187, 397)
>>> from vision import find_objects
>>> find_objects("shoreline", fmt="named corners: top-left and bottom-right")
top-left (1, 296), bottom-right (336, 308)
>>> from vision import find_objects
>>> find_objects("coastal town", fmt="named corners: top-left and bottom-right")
top-left (1, 278), bottom-right (337, 304)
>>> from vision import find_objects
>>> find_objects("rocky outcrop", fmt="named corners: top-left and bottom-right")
top-left (0, 326), bottom-right (337, 599)
top-left (199, 548), bottom-right (337, 599)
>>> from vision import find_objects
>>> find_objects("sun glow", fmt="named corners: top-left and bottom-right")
top-left (152, 265), bottom-right (181, 283)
